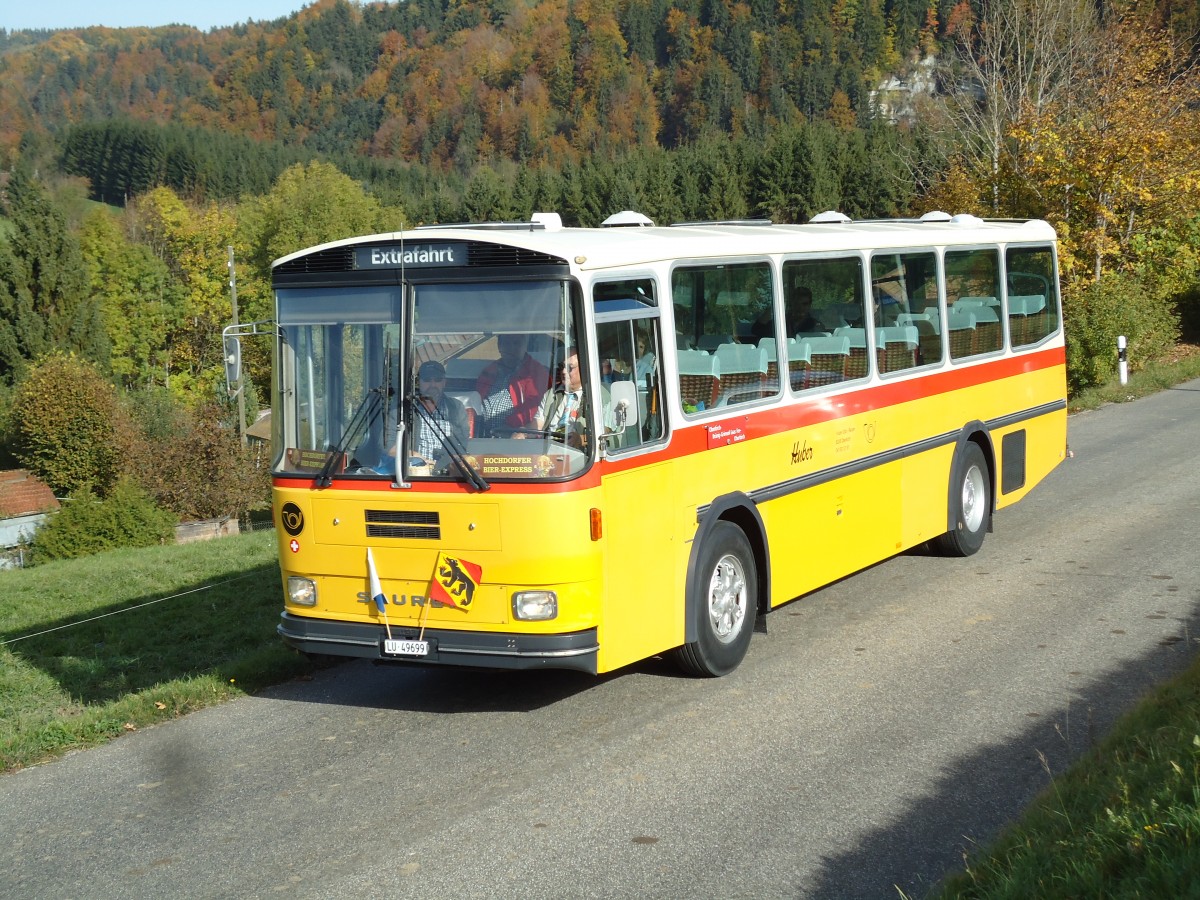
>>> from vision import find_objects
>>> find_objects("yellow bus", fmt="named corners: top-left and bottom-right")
top-left (264, 210), bottom-right (1066, 676)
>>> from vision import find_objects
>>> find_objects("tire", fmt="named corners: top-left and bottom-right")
top-left (674, 521), bottom-right (758, 677)
top-left (933, 441), bottom-right (991, 557)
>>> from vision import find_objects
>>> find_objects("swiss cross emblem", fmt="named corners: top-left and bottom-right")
top-left (289, 539), bottom-right (300, 553)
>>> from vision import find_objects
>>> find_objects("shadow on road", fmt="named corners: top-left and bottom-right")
top-left (803, 601), bottom-right (1200, 899)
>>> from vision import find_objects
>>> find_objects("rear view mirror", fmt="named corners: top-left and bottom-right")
top-left (223, 332), bottom-right (242, 390)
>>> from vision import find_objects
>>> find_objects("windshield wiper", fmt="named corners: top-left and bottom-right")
top-left (411, 397), bottom-right (490, 492)
top-left (315, 387), bottom-right (387, 488)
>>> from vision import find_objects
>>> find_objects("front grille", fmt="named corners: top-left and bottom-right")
top-left (366, 509), bottom-right (440, 540)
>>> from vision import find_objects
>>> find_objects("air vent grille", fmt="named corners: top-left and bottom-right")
top-left (366, 509), bottom-right (440, 540)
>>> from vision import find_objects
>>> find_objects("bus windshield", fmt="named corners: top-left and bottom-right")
top-left (274, 278), bottom-right (589, 483)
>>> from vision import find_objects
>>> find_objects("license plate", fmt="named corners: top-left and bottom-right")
top-left (383, 638), bottom-right (429, 657)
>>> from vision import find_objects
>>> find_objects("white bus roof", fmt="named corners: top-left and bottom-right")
top-left (273, 215), bottom-right (1057, 273)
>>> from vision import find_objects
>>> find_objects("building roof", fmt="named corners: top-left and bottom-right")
top-left (0, 470), bottom-right (60, 519)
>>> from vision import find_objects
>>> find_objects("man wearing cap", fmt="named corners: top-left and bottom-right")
top-left (404, 360), bottom-right (469, 466)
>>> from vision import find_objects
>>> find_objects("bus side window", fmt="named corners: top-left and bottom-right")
top-left (595, 319), bottom-right (665, 449)
top-left (1006, 246), bottom-right (1059, 347)
top-left (871, 251), bottom-right (939, 367)
top-left (783, 256), bottom-right (867, 390)
top-left (945, 248), bottom-right (1002, 358)
top-left (671, 262), bottom-right (773, 410)
top-left (593, 277), bottom-right (665, 449)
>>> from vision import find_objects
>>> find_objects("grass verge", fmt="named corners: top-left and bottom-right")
top-left (0, 530), bottom-right (311, 772)
top-left (933, 657), bottom-right (1200, 897)
top-left (930, 352), bottom-right (1200, 896)
top-left (1068, 344), bottom-right (1200, 412)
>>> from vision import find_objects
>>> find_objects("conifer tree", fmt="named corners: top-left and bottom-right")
top-left (0, 168), bottom-right (108, 385)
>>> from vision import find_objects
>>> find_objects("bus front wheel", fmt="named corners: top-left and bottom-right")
top-left (933, 441), bottom-right (991, 557)
top-left (675, 521), bottom-right (757, 677)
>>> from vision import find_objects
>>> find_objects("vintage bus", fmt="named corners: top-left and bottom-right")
top-left (258, 210), bottom-right (1066, 677)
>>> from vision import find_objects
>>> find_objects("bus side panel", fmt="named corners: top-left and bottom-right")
top-left (598, 462), bottom-right (683, 672)
top-left (992, 406), bottom-right (1068, 510)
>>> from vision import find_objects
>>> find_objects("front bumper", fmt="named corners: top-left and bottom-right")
top-left (278, 611), bottom-right (599, 673)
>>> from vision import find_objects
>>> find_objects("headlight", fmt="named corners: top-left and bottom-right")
top-left (512, 590), bottom-right (557, 621)
top-left (287, 576), bottom-right (317, 607)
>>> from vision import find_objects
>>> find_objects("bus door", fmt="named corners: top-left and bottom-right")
top-left (594, 283), bottom-right (678, 670)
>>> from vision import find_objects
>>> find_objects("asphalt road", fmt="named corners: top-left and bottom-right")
top-left (4, 380), bottom-right (1200, 899)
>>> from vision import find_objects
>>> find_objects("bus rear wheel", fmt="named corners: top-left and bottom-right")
top-left (675, 521), bottom-right (757, 677)
top-left (933, 441), bottom-right (990, 557)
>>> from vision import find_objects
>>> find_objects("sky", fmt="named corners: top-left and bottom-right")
top-left (3, 1), bottom-right (312, 32)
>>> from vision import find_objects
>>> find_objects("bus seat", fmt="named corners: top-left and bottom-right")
top-left (947, 310), bottom-right (977, 358)
top-left (1007, 294), bottom-right (1048, 345)
top-left (1008, 294), bottom-right (1046, 315)
top-left (876, 325), bottom-right (919, 373)
top-left (896, 312), bottom-right (940, 335)
top-left (971, 306), bottom-right (1001, 353)
top-left (715, 343), bottom-right (769, 405)
top-left (799, 335), bottom-right (850, 386)
top-left (787, 339), bottom-right (812, 390)
top-left (677, 349), bottom-right (721, 410)
top-left (953, 296), bottom-right (995, 309)
top-left (448, 390), bottom-right (483, 437)
top-left (759, 338), bottom-right (778, 390)
top-left (834, 328), bottom-right (871, 378)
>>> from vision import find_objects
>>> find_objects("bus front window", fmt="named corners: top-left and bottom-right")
top-left (273, 280), bottom-right (589, 483)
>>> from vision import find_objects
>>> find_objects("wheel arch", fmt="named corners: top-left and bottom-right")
top-left (946, 422), bottom-right (996, 535)
top-left (685, 493), bottom-right (770, 644)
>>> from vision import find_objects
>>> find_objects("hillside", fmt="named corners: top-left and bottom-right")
top-left (0, 0), bottom-right (943, 173)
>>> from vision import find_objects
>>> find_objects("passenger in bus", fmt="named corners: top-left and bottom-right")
top-left (751, 285), bottom-right (818, 339)
top-left (475, 333), bottom-right (551, 437)
top-left (599, 334), bottom-right (631, 384)
top-left (634, 333), bottom-right (655, 385)
top-left (674, 304), bottom-right (697, 349)
top-left (385, 360), bottom-right (469, 467)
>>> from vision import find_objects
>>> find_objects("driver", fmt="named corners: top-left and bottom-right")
top-left (523, 348), bottom-right (607, 448)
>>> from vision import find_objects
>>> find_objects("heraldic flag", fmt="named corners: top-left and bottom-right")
top-left (429, 552), bottom-right (482, 609)
top-left (366, 547), bottom-right (387, 613)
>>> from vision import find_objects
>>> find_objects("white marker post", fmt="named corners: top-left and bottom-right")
top-left (1118, 335), bottom-right (1128, 386)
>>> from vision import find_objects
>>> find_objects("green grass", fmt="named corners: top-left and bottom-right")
top-left (0, 530), bottom-right (311, 771)
top-left (1068, 345), bottom-right (1200, 412)
top-left (933, 660), bottom-right (1200, 898)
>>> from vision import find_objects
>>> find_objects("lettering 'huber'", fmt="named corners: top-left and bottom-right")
top-left (791, 440), bottom-right (813, 464)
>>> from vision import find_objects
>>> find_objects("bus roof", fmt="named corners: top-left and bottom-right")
top-left (272, 214), bottom-right (1058, 274)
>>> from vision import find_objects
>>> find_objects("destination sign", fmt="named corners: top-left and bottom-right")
top-left (355, 243), bottom-right (466, 270)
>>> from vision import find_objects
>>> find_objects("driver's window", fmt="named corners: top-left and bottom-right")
top-left (593, 277), bottom-right (666, 452)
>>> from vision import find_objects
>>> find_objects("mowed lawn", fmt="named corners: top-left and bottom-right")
top-left (0, 530), bottom-right (310, 771)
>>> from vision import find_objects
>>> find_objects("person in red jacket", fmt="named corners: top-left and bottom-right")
top-left (475, 333), bottom-right (551, 436)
